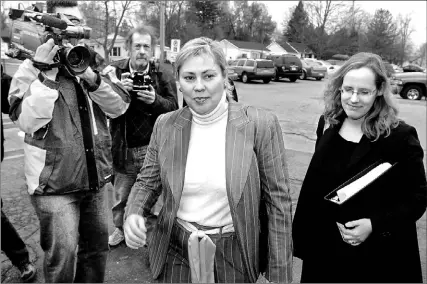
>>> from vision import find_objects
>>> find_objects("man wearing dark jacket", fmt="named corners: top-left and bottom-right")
top-left (106, 26), bottom-right (178, 246)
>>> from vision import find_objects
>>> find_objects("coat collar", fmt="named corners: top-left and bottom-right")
top-left (317, 121), bottom-right (372, 169)
top-left (168, 103), bottom-right (251, 208)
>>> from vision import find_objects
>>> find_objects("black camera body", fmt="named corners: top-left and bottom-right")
top-left (6, 7), bottom-right (93, 74)
top-left (130, 72), bottom-right (152, 92)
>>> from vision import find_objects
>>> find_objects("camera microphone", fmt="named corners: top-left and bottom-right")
top-left (26, 12), bottom-right (68, 30)
top-left (39, 15), bottom-right (68, 30)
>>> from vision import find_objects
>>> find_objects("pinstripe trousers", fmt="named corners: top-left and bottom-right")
top-left (155, 221), bottom-right (251, 283)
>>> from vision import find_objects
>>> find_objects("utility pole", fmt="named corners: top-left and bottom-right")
top-left (160, 1), bottom-right (165, 63)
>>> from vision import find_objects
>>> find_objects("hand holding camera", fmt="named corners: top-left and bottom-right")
top-left (121, 72), bottom-right (156, 104)
top-left (33, 39), bottom-right (60, 65)
top-left (120, 72), bottom-right (134, 92)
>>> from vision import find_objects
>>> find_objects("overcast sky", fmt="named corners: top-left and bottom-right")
top-left (261, 1), bottom-right (426, 47)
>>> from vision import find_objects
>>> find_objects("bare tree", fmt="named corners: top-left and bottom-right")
top-left (81, 0), bottom-right (133, 64)
top-left (396, 13), bottom-right (414, 65)
top-left (305, 1), bottom-right (346, 34)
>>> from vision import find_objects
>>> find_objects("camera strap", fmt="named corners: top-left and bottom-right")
top-left (31, 59), bottom-right (61, 71)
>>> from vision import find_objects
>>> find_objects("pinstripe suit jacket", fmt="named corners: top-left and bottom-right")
top-left (126, 103), bottom-right (293, 283)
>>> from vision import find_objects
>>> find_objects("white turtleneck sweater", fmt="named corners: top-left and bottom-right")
top-left (177, 92), bottom-right (232, 227)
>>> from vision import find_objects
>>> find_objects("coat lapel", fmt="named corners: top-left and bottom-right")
top-left (168, 107), bottom-right (192, 207)
top-left (225, 103), bottom-right (253, 208)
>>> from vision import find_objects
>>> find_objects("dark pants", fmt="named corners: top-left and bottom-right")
top-left (156, 221), bottom-right (250, 283)
top-left (112, 146), bottom-right (147, 229)
top-left (1, 204), bottom-right (30, 268)
top-left (30, 188), bottom-right (109, 283)
top-left (112, 146), bottom-right (162, 236)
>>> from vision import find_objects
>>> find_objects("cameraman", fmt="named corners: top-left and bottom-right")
top-left (106, 26), bottom-right (178, 247)
top-left (7, 0), bottom-right (130, 282)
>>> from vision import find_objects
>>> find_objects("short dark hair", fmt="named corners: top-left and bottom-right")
top-left (125, 26), bottom-right (157, 51)
top-left (46, 0), bottom-right (78, 13)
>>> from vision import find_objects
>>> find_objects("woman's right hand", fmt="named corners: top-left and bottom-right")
top-left (123, 214), bottom-right (147, 249)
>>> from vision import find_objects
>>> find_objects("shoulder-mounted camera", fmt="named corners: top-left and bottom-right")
top-left (5, 5), bottom-right (95, 75)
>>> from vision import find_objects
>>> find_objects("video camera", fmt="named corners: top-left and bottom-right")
top-left (130, 72), bottom-right (152, 92)
top-left (5, 5), bottom-right (93, 75)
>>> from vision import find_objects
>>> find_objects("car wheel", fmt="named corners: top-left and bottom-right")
top-left (316, 77), bottom-right (322, 81)
top-left (402, 85), bottom-right (423, 100)
top-left (242, 73), bottom-right (249, 83)
top-left (274, 69), bottom-right (280, 81)
top-left (289, 76), bottom-right (298, 82)
top-left (299, 71), bottom-right (306, 80)
top-left (263, 78), bottom-right (271, 83)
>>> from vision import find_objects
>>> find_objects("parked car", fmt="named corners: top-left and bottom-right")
top-left (266, 54), bottom-right (302, 82)
top-left (390, 71), bottom-right (427, 100)
top-left (383, 62), bottom-right (395, 77)
top-left (317, 60), bottom-right (341, 76)
top-left (402, 64), bottom-right (425, 73)
top-left (391, 64), bottom-right (403, 73)
top-left (300, 59), bottom-right (327, 80)
top-left (226, 64), bottom-right (239, 81)
top-left (229, 58), bottom-right (275, 83)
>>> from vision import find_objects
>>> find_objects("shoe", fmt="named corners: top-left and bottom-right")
top-left (108, 228), bottom-right (125, 246)
top-left (19, 262), bottom-right (36, 282)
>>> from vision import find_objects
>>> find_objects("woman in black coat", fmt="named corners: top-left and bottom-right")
top-left (292, 52), bottom-right (427, 283)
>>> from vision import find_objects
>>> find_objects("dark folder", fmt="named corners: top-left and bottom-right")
top-left (324, 160), bottom-right (397, 224)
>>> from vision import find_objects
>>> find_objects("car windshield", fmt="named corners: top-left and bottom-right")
top-left (257, 60), bottom-right (274, 68)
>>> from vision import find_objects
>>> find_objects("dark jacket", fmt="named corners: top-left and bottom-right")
top-left (109, 59), bottom-right (178, 172)
top-left (292, 119), bottom-right (427, 283)
top-left (1, 65), bottom-right (12, 162)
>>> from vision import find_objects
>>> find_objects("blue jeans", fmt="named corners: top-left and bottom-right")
top-left (30, 188), bottom-right (109, 283)
top-left (112, 146), bottom-right (147, 229)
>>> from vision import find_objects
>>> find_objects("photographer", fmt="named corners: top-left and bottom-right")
top-left (7, 0), bottom-right (130, 282)
top-left (106, 26), bottom-right (178, 247)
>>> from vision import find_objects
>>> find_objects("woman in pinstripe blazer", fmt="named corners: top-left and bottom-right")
top-left (123, 37), bottom-right (293, 283)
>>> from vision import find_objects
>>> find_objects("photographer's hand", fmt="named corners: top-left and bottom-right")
top-left (77, 66), bottom-right (97, 84)
top-left (33, 38), bottom-right (60, 65)
top-left (120, 72), bottom-right (134, 91)
top-left (136, 85), bottom-right (156, 104)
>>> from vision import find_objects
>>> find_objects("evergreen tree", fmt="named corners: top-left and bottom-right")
top-left (365, 9), bottom-right (397, 62)
top-left (284, 1), bottom-right (309, 43)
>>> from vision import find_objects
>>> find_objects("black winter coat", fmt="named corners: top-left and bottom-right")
top-left (292, 119), bottom-right (427, 283)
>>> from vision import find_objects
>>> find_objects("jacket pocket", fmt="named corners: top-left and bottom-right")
top-left (24, 143), bottom-right (55, 195)
top-left (43, 145), bottom-right (86, 194)
top-left (95, 138), bottom-right (113, 183)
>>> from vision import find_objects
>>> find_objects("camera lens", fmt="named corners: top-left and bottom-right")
top-left (67, 49), bottom-right (83, 66)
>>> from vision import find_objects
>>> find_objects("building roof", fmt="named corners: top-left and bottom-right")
top-left (225, 39), bottom-right (269, 51)
top-left (280, 42), bottom-right (299, 53)
top-left (287, 42), bottom-right (313, 54)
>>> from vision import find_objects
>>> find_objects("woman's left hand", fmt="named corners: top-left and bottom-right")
top-left (336, 218), bottom-right (372, 246)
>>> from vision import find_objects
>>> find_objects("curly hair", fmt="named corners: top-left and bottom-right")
top-left (174, 37), bottom-right (233, 100)
top-left (323, 52), bottom-right (400, 141)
